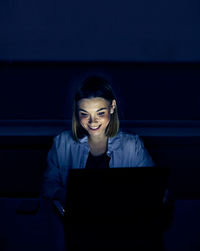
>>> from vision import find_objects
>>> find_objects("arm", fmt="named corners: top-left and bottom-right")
top-left (162, 185), bottom-right (175, 230)
top-left (41, 138), bottom-right (67, 206)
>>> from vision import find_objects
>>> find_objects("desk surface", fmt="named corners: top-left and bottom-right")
top-left (0, 198), bottom-right (200, 251)
top-left (0, 198), bottom-right (65, 251)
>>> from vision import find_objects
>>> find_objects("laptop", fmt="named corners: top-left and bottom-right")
top-left (64, 167), bottom-right (171, 224)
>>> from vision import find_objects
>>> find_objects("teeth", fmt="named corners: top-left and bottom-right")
top-left (89, 126), bottom-right (100, 129)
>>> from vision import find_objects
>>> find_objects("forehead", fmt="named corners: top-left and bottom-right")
top-left (78, 97), bottom-right (110, 111)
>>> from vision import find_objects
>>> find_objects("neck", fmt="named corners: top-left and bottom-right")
top-left (88, 135), bottom-right (108, 144)
top-left (88, 135), bottom-right (108, 156)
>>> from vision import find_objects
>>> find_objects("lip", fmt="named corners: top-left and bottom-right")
top-left (88, 125), bottom-right (101, 131)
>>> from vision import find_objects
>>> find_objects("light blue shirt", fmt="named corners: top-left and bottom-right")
top-left (41, 130), bottom-right (154, 202)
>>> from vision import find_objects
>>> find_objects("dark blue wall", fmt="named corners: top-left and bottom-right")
top-left (0, 0), bottom-right (200, 61)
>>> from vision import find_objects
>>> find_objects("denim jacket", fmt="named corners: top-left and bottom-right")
top-left (41, 130), bottom-right (154, 203)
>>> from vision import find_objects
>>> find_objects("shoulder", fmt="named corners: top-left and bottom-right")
top-left (53, 130), bottom-right (76, 148)
top-left (109, 130), bottom-right (141, 151)
top-left (118, 131), bottom-right (146, 151)
top-left (118, 131), bottom-right (154, 166)
top-left (118, 131), bottom-right (140, 144)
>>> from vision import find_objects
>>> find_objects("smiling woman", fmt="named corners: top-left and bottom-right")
top-left (72, 76), bottom-right (119, 141)
top-left (41, 76), bottom-right (154, 205)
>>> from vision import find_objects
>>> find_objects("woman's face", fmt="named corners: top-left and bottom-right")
top-left (78, 97), bottom-right (116, 139)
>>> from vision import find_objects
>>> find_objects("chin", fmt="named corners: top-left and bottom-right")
top-left (89, 129), bottom-right (102, 136)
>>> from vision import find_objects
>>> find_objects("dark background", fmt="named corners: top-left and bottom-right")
top-left (0, 0), bottom-right (200, 199)
top-left (0, 0), bottom-right (200, 62)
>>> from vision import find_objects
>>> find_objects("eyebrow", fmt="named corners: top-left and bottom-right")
top-left (79, 108), bottom-right (107, 113)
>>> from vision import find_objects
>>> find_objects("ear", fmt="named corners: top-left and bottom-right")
top-left (110, 100), bottom-right (116, 114)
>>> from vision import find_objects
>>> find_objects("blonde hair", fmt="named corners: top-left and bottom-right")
top-left (72, 76), bottom-right (119, 141)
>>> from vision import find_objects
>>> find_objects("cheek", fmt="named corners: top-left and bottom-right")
top-left (101, 114), bottom-right (111, 125)
top-left (79, 117), bottom-right (87, 126)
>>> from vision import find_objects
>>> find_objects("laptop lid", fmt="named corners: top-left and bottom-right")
top-left (65, 167), bottom-right (170, 223)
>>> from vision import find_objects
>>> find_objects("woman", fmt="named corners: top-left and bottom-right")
top-left (41, 76), bottom-right (154, 206)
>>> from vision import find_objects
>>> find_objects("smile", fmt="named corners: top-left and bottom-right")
top-left (88, 125), bottom-right (101, 131)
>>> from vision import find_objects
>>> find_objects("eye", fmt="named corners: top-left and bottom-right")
top-left (97, 112), bottom-right (105, 116)
top-left (80, 112), bottom-right (88, 117)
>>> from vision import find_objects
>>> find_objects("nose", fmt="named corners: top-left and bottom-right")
top-left (88, 115), bottom-right (97, 124)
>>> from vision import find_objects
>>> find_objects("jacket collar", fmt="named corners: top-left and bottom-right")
top-left (78, 131), bottom-right (121, 152)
